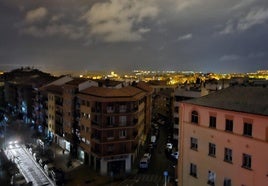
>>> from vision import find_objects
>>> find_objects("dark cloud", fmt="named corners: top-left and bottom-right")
top-left (0, 0), bottom-right (267, 74)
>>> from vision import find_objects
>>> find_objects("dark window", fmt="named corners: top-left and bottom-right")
top-left (209, 116), bottom-right (216, 128)
top-left (174, 117), bottom-right (179, 124)
top-left (174, 106), bottom-right (179, 113)
top-left (209, 143), bottom-right (216, 157)
top-left (225, 119), bottom-right (233, 132)
top-left (190, 163), bottom-right (197, 177)
top-left (224, 178), bottom-right (232, 186)
top-left (243, 123), bottom-right (252, 137)
top-left (190, 137), bottom-right (198, 150)
top-left (81, 100), bottom-right (85, 105)
top-left (191, 111), bottom-right (199, 124)
top-left (224, 148), bottom-right (232, 163)
top-left (242, 154), bottom-right (251, 169)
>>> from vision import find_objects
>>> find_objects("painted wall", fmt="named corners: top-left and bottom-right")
top-left (179, 102), bottom-right (268, 186)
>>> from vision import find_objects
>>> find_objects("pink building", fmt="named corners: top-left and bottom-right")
top-left (178, 86), bottom-right (268, 186)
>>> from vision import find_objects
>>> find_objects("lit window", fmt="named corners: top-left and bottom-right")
top-left (207, 170), bottom-right (216, 186)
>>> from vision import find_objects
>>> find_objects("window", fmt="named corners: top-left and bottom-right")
top-left (174, 117), bottom-right (179, 124)
top-left (224, 178), bottom-right (232, 186)
top-left (190, 137), bottom-right (198, 150)
top-left (119, 130), bottom-right (127, 138)
top-left (225, 119), bottom-right (233, 132)
top-left (107, 131), bottom-right (114, 140)
top-left (207, 171), bottom-right (216, 186)
top-left (119, 116), bottom-right (127, 126)
top-left (81, 125), bottom-right (85, 131)
top-left (243, 123), bottom-right (252, 137)
top-left (242, 153), bottom-right (251, 169)
top-left (107, 116), bottom-right (115, 126)
top-left (107, 144), bottom-right (114, 152)
top-left (190, 163), bottom-right (197, 177)
top-left (209, 116), bottom-right (216, 128)
top-left (81, 100), bottom-right (85, 106)
top-left (191, 111), bottom-right (199, 124)
top-left (121, 143), bottom-right (127, 153)
top-left (224, 148), bottom-right (232, 163)
top-left (119, 104), bottom-right (127, 112)
top-left (208, 143), bottom-right (216, 157)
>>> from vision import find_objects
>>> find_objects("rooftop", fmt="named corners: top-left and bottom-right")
top-left (183, 85), bottom-right (268, 116)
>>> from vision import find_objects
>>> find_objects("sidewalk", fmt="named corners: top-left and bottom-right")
top-left (50, 143), bottom-right (116, 186)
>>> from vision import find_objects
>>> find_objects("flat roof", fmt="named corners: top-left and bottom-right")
top-left (183, 86), bottom-right (268, 116)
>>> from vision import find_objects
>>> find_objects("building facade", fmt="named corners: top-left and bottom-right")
top-left (173, 85), bottom-right (209, 142)
top-left (77, 82), bottom-right (153, 175)
top-left (179, 86), bottom-right (268, 186)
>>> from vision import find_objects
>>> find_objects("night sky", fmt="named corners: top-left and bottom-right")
top-left (1, 0), bottom-right (268, 75)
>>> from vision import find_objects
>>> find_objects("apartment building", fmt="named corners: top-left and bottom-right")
top-left (40, 76), bottom-right (73, 147)
top-left (62, 78), bottom-right (98, 159)
top-left (3, 68), bottom-right (56, 124)
top-left (77, 81), bottom-right (153, 175)
top-left (148, 80), bottom-right (176, 122)
top-left (178, 86), bottom-right (268, 186)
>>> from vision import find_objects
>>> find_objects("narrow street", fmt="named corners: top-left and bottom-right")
top-left (5, 143), bottom-right (55, 186)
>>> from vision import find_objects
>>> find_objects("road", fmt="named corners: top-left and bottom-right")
top-left (118, 123), bottom-right (177, 186)
top-left (5, 143), bottom-right (55, 186)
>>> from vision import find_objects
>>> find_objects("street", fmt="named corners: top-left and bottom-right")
top-left (5, 142), bottom-right (55, 186)
top-left (118, 122), bottom-right (177, 186)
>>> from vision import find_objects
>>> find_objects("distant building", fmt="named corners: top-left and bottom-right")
top-left (173, 85), bottom-right (209, 142)
top-left (2, 67), bottom-right (56, 123)
top-left (178, 86), bottom-right (268, 186)
top-left (148, 80), bottom-right (176, 122)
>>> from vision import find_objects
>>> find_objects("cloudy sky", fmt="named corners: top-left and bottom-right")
top-left (0, 0), bottom-right (268, 74)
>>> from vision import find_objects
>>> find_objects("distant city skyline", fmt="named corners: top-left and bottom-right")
top-left (1, 0), bottom-right (268, 74)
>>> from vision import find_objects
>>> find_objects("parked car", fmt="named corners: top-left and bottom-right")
top-left (143, 153), bottom-right (151, 161)
top-left (139, 158), bottom-right (149, 169)
top-left (10, 172), bottom-right (27, 186)
top-left (33, 152), bottom-right (41, 162)
top-left (44, 163), bottom-right (55, 176)
top-left (39, 158), bottom-right (51, 168)
top-left (170, 151), bottom-right (179, 159)
top-left (50, 168), bottom-right (65, 185)
top-left (166, 143), bottom-right (173, 150)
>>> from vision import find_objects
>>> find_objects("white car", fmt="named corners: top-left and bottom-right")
top-left (143, 153), bottom-right (151, 161)
top-left (166, 143), bottom-right (173, 150)
top-left (171, 151), bottom-right (179, 159)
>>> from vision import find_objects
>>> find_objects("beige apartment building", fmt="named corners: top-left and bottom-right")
top-left (178, 86), bottom-right (268, 186)
top-left (77, 81), bottom-right (153, 175)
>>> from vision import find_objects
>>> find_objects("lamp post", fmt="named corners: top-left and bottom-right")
top-left (163, 170), bottom-right (168, 186)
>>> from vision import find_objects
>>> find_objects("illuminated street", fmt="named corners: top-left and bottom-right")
top-left (4, 142), bottom-right (55, 186)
